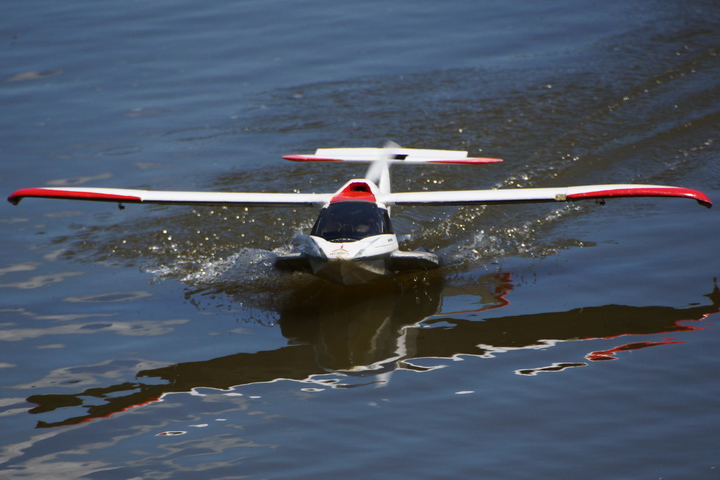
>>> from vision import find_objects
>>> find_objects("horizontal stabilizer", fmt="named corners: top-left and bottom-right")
top-left (283, 147), bottom-right (502, 165)
top-left (385, 184), bottom-right (712, 208)
top-left (8, 187), bottom-right (331, 207)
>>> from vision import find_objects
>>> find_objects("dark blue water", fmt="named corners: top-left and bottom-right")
top-left (2, 0), bottom-right (720, 478)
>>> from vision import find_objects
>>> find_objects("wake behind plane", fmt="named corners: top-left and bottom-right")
top-left (8, 144), bottom-right (712, 286)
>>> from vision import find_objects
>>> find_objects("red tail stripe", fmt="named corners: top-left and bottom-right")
top-left (428, 158), bottom-right (503, 164)
top-left (282, 155), bottom-right (342, 162)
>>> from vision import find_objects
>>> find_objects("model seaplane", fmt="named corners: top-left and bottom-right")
top-left (8, 144), bottom-right (712, 286)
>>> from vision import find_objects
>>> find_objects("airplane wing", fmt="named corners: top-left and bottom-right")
top-left (384, 184), bottom-right (712, 208)
top-left (9, 184), bottom-right (712, 209)
top-left (283, 147), bottom-right (502, 165)
top-left (7, 187), bottom-right (332, 207)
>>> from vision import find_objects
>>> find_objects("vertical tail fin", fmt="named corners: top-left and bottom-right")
top-left (365, 141), bottom-right (398, 195)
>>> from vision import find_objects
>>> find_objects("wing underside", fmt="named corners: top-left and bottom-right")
top-left (7, 187), bottom-right (331, 207)
top-left (384, 184), bottom-right (712, 208)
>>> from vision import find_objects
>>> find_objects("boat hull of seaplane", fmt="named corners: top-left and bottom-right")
top-left (277, 234), bottom-right (400, 286)
top-left (276, 229), bottom-right (440, 287)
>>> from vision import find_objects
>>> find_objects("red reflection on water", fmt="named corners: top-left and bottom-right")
top-left (439, 272), bottom-right (513, 316)
top-left (585, 314), bottom-right (713, 361)
top-left (586, 339), bottom-right (685, 361)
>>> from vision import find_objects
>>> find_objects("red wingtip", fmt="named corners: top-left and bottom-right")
top-left (8, 188), bottom-right (142, 205)
top-left (694, 191), bottom-right (713, 208)
top-left (7, 191), bottom-right (23, 205)
top-left (567, 187), bottom-right (712, 208)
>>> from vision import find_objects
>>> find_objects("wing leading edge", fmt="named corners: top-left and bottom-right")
top-left (384, 185), bottom-right (712, 208)
top-left (8, 184), bottom-right (712, 209)
top-left (7, 187), bottom-right (331, 208)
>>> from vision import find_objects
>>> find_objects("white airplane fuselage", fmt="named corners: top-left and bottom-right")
top-left (274, 178), bottom-right (439, 286)
top-left (299, 233), bottom-right (401, 286)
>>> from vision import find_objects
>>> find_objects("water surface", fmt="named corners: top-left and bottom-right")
top-left (2, 0), bottom-right (720, 478)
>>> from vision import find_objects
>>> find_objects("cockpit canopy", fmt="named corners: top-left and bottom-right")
top-left (311, 201), bottom-right (393, 242)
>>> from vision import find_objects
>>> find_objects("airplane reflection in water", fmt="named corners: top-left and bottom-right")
top-left (26, 274), bottom-right (719, 428)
